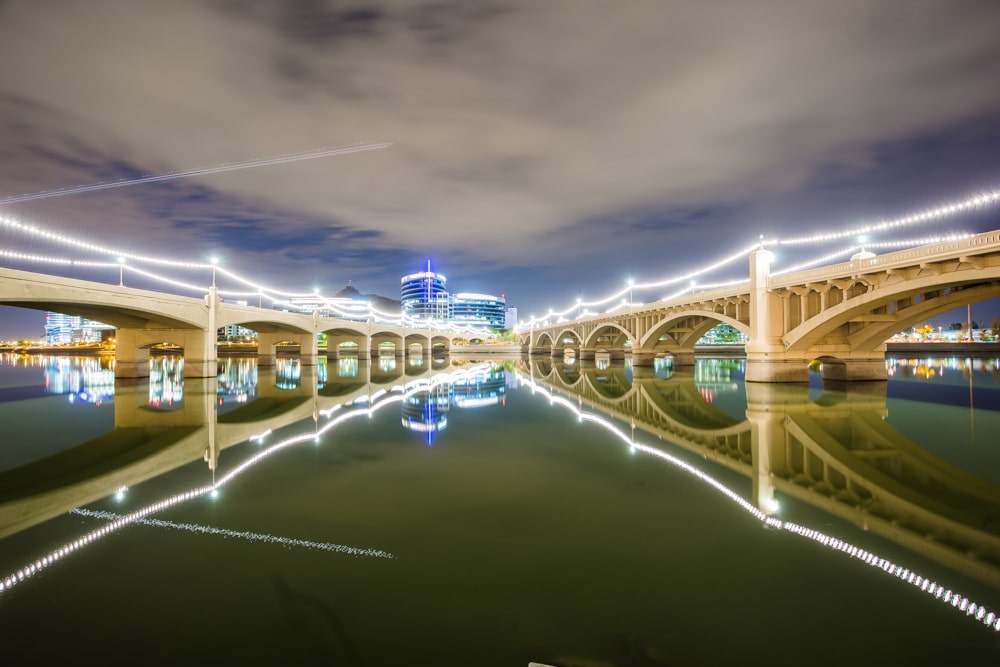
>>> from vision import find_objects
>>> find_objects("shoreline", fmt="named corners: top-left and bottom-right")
top-left (3, 342), bottom-right (997, 358)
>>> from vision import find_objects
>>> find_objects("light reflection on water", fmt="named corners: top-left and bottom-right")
top-left (0, 352), bottom-right (999, 663)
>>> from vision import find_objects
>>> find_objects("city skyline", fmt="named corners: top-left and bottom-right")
top-left (3, 1), bottom-right (1000, 338)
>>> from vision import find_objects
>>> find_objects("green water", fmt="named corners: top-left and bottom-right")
top-left (0, 353), bottom-right (998, 665)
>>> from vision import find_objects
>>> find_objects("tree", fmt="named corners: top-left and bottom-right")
top-left (915, 324), bottom-right (934, 340)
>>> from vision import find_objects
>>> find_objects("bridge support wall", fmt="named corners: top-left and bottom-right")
top-left (116, 328), bottom-right (216, 379)
top-left (632, 351), bottom-right (654, 367)
top-left (744, 248), bottom-right (794, 383)
top-left (669, 350), bottom-right (696, 366)
top-left (257, 332), bottom-right (318, 367)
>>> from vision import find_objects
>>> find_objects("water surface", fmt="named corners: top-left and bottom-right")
top-left (1, 352), bottom-right (999, 665)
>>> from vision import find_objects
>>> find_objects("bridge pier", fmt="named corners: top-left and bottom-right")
top-left (669, 350), bottom-right (695, 366)
top-left (745, 356), bottom-right (810, 383)
top-left (578, 348), bottom-right (596, 361)
top-left (114, 333), bottom-right (150, 378)
top-left (631, 351), bottom-right (655, 367)
top-left (115, 328), bottom-right (216, 379)
top-left (257, 332), bottom-right (317, 368)
top-left (818, 355), bottom-right (888, 382)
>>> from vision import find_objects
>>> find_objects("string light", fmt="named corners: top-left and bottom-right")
top-left (0, 363), bottom-right (496, 598)
top-left (520, 189), bottom-right (999, 328)
top-left (517, 372), bottom-right (1000, 633)
top-left (3, 186), bottom-right (999, 332)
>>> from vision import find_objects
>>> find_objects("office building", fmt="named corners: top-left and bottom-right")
top-left (44, 312), bottom-right (114, 345)
top-left (451, 292), bottom-right (507, 329)
top-left (401, 262), bottom-right (450, 321)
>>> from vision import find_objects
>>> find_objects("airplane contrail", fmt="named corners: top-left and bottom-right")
top-left (0, 142), bottom-right (392, 206)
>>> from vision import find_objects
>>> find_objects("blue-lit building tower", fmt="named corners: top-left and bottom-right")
top-left (401, 261), bottom-right (450, 321)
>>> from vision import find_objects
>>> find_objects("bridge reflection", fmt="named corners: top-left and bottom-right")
top-left (0, 355), bottom-right (507, 541)
top-left (520, 358), bottom-right (1000, 591)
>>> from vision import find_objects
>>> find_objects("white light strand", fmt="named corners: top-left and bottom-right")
top-left (0, 248), bottom-right (120, 268)
top-left (521, 188), bottom-right (1000, 328)
top-left (778, 190), bottom-right (1000, 245)
top-left (0, 215), bottom-right (210, 268)
top-left (769, 246), bottom-right (860, 276)
top-left (0, 363), bottom-right (497, 599)
top-left (517, 372), bottom-right (1000, 633)
top-left (4, 187), bottom-right (999, 332)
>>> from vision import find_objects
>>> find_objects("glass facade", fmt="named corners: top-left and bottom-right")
top-left (401, 262), bottom-right (507, 329)
top-left (401, 264), bottom-right (450, 321)
top-left (451, 293), bottom-right (507, 329)
top-left (44, 312), bottom-right (114, 345)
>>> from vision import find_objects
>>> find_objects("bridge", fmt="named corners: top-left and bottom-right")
top-left (520, 359), bottom-right (1000, 589)
top-left (0, 266), bottom-right (472, 379)
top-left (520, 228), bottom-right (1000, 381)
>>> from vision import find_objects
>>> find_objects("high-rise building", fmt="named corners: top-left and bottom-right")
top-left (44, 312), bottom-right (114, 345)
top-left (401, 261), bottom-right (509, 329)
top-left (504, 306), bottom-right (518, 329)
top-left (401, 261), bottom-right (450, 321)
top-left (451, 293), bottom-right (507, 329)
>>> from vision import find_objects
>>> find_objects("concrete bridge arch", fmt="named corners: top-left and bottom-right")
top-left (783, 269), bottom-right (1000, 354)
top-left (634, 310), bottom-right (749, 366)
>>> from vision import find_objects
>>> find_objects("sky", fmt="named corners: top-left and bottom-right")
top-left (2, 0), bottom-right (1000, 339)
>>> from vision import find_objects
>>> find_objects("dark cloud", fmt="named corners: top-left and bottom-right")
top-left (2, 0), bottom-right (1000, 337)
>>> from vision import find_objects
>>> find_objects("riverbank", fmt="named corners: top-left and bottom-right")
top-left (4, 341), bottom-right (997, 358)
top-left (885, 341), bottom-right (1000, 356)
top-left (0, 345), bottom-right (114, 355)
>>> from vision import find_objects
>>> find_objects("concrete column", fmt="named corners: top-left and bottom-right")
top-left (202, 286), bottom-right (219, 378)
top-left (182, 328), bottom-right (216, 378)
top-left (608, 349), bottom-right (626, 361)
top-left (114, 328), bottom-right (151, 378)
top-left (299, 332), bottom-right (318, 367)
top-left (745, 248), bottom-right (809, 382)
top-left (579, 347), bottom-right (596, 361)
top-left (670, 350), bottom-right (696, 366)
top-left (632, 351), bottom-right (655, 367)
top-left (256, 332), bottom-right (279, 367)
top-left (115, 328), bottom-right (215, 379)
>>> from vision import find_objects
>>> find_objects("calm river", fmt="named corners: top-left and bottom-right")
top-left (0, 352), bottom-right (999, 665)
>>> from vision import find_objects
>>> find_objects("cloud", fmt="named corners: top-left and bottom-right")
top-left (2, 0), bottom-right (1000, 324)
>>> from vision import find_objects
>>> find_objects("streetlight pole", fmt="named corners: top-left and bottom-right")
top-left (117, 257), bottom-right (125, 287)
top-left (627, 279), bottom-right (634, 316)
